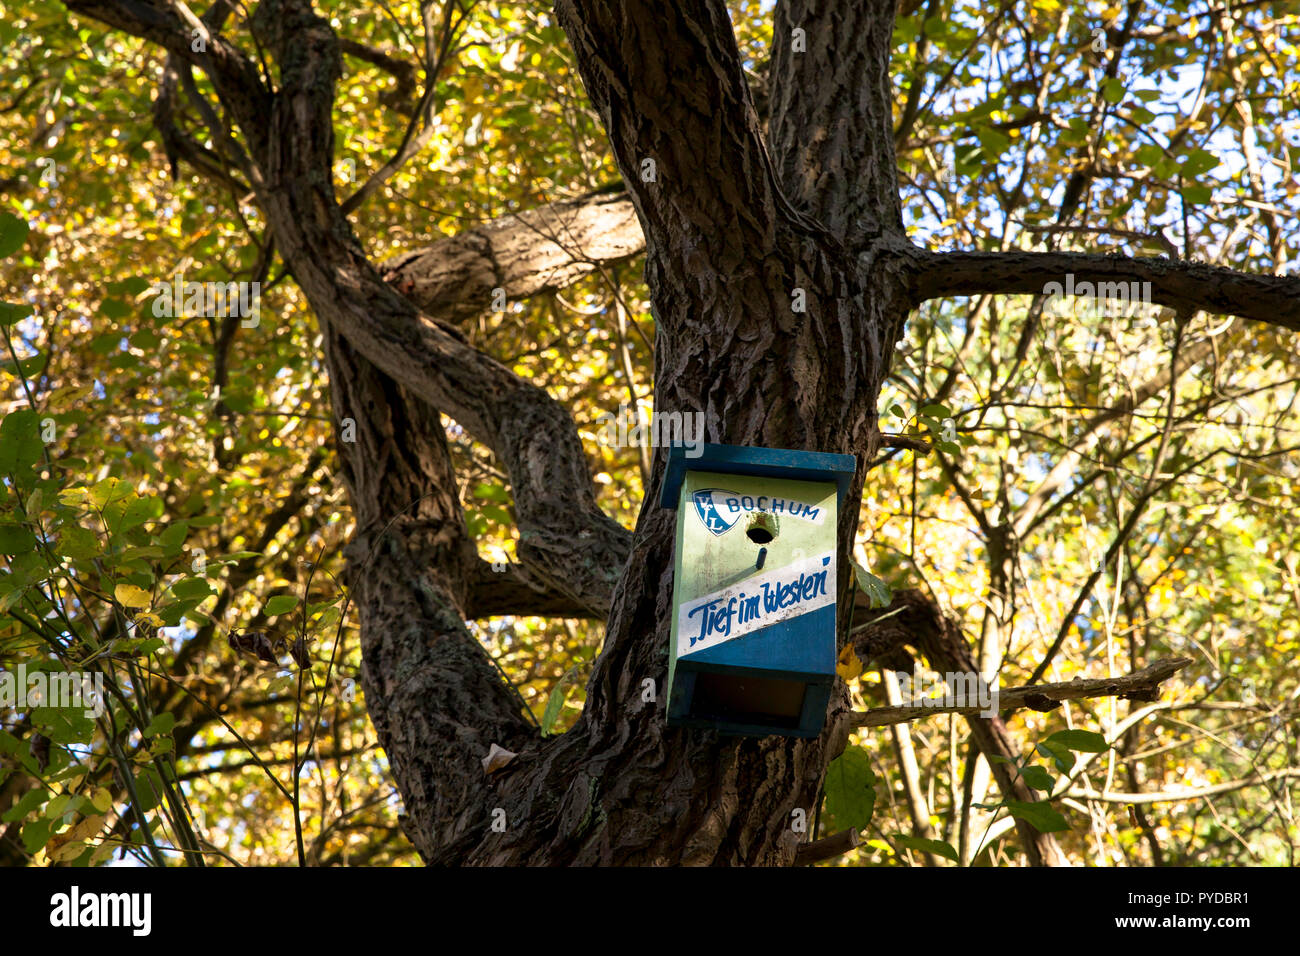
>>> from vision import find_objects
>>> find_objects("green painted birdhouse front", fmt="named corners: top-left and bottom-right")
top-left (660, 444), bottom-right (856, 737)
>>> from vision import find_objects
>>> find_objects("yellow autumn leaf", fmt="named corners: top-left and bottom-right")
top-left (837, 643), bottom-right (863, 681)
top-left (49, 841), bottom-right (86, 863)
top-left (114, 583), bottom-right (152, 608)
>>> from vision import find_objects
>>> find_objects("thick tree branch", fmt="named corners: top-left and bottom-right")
top-left (909, 249), bottom-right (1300, 332)
top-left (465, 560), bottom-right (600, 619)
top-left (323, 326), bottom-right (538, 861)
top-left (381, 189), bottom-right (643, 321)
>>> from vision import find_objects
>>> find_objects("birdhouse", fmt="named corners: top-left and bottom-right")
top-left (660, 443), bottom-right (856, 737)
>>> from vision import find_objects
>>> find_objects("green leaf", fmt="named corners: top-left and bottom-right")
top-left (1006, 799), bottom-right (1069, 833)
top-left (0, 212), bottom-right (29, 258)
top-left (1036, 740), bottom-right (1076, 773)
top-left (976, 126), bottom-right (1012, 158)
top-left (116, 637), bottom-right (165, 658)
top-left (1134, 144), bottom-right (1164, 167)
top-left (1181, 149), bottom-right (1219, 179)
top-left (1181, 184), bottom-right (1213, 205)
top-left (0, 302), bottom-right (35, 327)
top-left (169, 577), bottom-right (214, 601)
top-left (32, 706), bottom-right (95, 745)
top-left (1101, 78), bottom-right (1125, 104)
top-left (263, 594), bottom-right (299, 617)
top-left (1021, 765), bottom-right (1055, 792)
top-left (822, 746), bottom-right (877, 832)
top-left (0, 522), bottom-right (36, 553)
top-left (0, 409), bottom-right (44, 474)
top-left (1045, 729), bottom-right (1109, 753)
top-left (893, 834), bottom-right (959, 862)
top-left (100, 299), bottom-right (130, 320)
top-left (90, 477), bottom-right (133, 507)
top-left (46, 793), bottom-right (73, 819)
top-left (0, 351), bottom-right (46, 379)
top-left (3, 787), bottom-right (48, 823)
top-left (540, 666), bottom-right (580, 737)
top-left (156, 521), bottom-right (189, 553)
top-left (481, 504), bottom-right (512, 525)
top-left (56, 525), bottom-right (99, 561)
top-left (117, 494), bottom-right (163, 533)
top-left (473, 482), bottom-right (511, 504)
top-left (143, 712), bottom-right (175, 738)
top-left (21, 819), bottom-right (52, 854)
top-left (117, 277), bottom-right (152, 296)
top-left (851, 558), bottom-right (892, 609)
top-left (265, 673), bottom-right (296, 696)
top-left (133, 768), bottom-right (163, 812)
top-left (919, 403), bottom-right (951, 419)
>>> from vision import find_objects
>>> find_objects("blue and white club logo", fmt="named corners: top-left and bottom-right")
top-left (692, 488), bottom-right (741, 536)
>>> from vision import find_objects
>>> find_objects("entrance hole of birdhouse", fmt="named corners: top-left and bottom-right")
top-left (746, 512), bottom-right (778, 544)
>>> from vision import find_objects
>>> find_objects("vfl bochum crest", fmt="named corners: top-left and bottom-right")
top-left (691, 487), bottom-right (828, 537)
top-left (692, 489), bottom-right (739, 535)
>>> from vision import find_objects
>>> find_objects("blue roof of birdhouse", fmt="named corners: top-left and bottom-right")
top-left (660, 443), bottom-right (857, 509)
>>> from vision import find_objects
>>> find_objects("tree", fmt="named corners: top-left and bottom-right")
top-left (2, 0), bottom-right (1297, 866)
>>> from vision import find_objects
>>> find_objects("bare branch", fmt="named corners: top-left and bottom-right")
top-left (880, 432), bottom-right (931, 453)
top-left (1067, 768), bottom-right (1300, 805)
top-left (794, 828), bottom-right (859, 865)
top-left (852, 657), bottom-right (1193, 727)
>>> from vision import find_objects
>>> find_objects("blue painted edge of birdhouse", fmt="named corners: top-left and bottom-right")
top-left (660, 443), bottom-right (857, 510)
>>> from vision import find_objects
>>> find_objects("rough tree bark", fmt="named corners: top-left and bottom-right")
top-left (61, 0), bottom-right (1300, 865)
